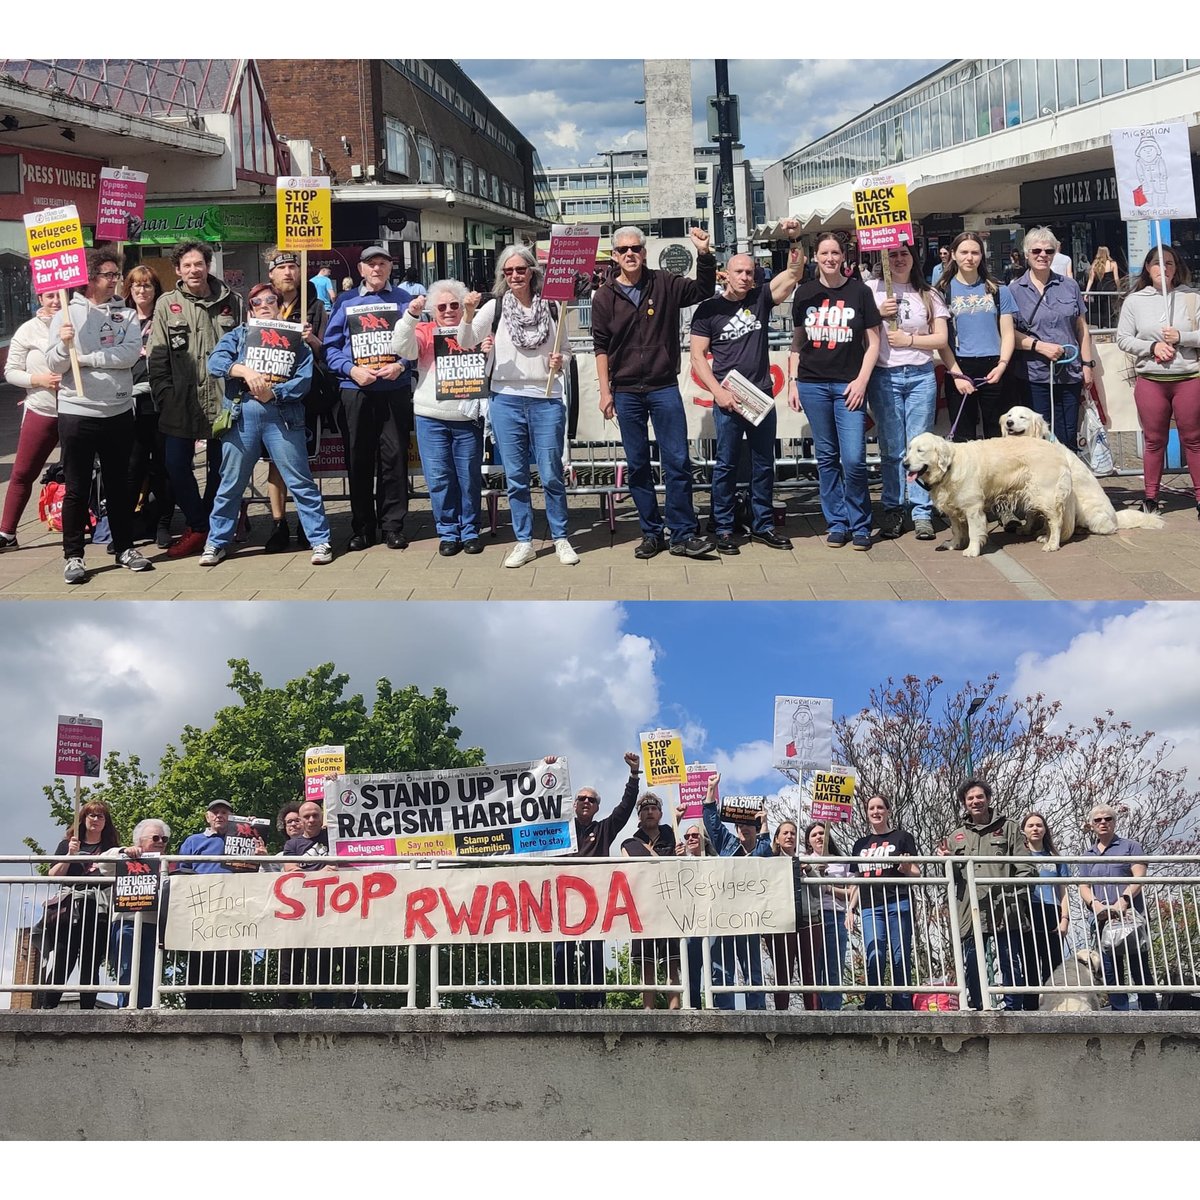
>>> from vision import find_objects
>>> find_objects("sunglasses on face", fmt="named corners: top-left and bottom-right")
top-left (615, 245), bottom-right (643, 255)
top-left (436, 302), bottom-right (461, 312)
top-left (502, 267), bottom-right (529, 276)
top-left (147, 835), bottom-right (167, 843)
top-left (1093, 816), bottom-right (1115, 823)
top-left (1029, 248), bottom-right (1055, 257)
top-left (250, 298), bottom-right (277, 309)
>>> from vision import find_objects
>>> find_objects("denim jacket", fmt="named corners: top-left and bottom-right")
top-left (207, 324), bottom-right (313, 424)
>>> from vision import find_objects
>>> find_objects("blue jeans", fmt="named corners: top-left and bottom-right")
top-left (109, 915), bottom-right (157, 1010)
top-left (163, 434), bottom-right (221, 532)
top-left (797, 380), bottom-right (871, 537)
top-left (962, 930), bottom-right (1025, 1011)
top-left (818, 907), bottom-right (849, 1010)
top-left (415, 416), bottom-right (483, 540)
top-left (206, 401), bottom-right (331, 548)
top-left (489, 392), bottom-right (570, 541)
top-left (612, 386), bottom-right (697, 544)
top-left (861, 899), bottom-right (914, 1010)
top-left (712, 403), bottom-right (777, 535)
top-left (710, 934), bottom-right (767, 1010)
top-left (868, 363), bottom-right (937, 520)
top-left (1026, 377), bottom-right (1082, 454)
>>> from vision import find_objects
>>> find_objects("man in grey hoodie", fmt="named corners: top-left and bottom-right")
top-left (47, 245), bottom-right (154, 584)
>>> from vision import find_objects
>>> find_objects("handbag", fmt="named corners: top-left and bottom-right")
top-left (1100, 909), bottom-right (1145, 953)
top-left (211, 405), bottom-right (235, 437)
top-left (1077, 401), bottom-right (1114, 476)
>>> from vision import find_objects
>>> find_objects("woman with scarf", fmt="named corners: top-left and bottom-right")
top-left (465, 244), bottom-right (578, 567)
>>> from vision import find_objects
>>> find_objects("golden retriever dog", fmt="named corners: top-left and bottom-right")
top-left (903, 432), bottom-right (1075, 556)
top-left (1000, 406), bottom-right (1164, 534)
top-left (1039, 949), bottom-right (1106, 1013)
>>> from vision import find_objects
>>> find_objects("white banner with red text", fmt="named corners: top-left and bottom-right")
top-left (162, 856), bottom-right (796, 950)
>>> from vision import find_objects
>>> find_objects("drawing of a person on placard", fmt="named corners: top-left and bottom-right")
top-left (1134, 136), bottom-right (1168, 207)
top-left (786, 701), bottom-right (815, 762)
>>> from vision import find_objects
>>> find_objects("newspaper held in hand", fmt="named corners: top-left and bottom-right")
top-left (721, 369), bottom-right (775, 426)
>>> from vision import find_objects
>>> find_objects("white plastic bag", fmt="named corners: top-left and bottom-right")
top-left (1078, 403), bottom-right (1115, 476)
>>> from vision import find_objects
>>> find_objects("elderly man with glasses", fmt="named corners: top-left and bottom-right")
top-left (591, 225), bottom-right (718, 560)
top-left (1079, 805), bottom-right (1158, 1011)
top-left (552, 751), bottom-right (643, 1008)
top-left (103, 818), bottom-right (170, 1009)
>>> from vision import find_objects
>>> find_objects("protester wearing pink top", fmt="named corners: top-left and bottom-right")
top-left (866, 244), bottom-right (949, 540)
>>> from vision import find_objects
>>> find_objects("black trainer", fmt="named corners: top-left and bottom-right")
top-left (715, 532), bottom-right (741, 555)
top-left (634, 535), bottom-right (665, 560)
top-left (750, 529), bottom-right (793, 550)
top-left (669, 535), bottom-right (717, 558)
top-left (265, 519), bottom-right (291, 553)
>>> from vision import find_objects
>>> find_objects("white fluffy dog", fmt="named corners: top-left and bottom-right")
top-left (1039, 949), bottom-right (1106, 1013)
top-left (903, 432), bottom-right (1075, 556)
top-left (999, 406), bottom-right (1163, 534)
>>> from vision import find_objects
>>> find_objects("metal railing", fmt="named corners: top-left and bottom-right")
top-left (4, 853), bottom-right (1197, 1013)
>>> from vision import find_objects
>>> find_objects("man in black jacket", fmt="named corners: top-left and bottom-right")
top-left (553, 750), bottom-right (642, 1008)
top-left (591, 226), bottom-right (717, 560)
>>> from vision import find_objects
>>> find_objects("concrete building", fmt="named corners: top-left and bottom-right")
top-left (763, 58), bottom-right (1200, 278)
top-left (257, 59), bottom-right (550, 290)
top-left (0, 58), bottom-right (292, 361)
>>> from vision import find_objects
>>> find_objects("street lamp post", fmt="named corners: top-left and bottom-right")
top-left (601, 150), bottom-right (622, 231)
top-left (963, 696), bottom-right (986, 776)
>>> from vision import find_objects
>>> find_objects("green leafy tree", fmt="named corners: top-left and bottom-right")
top-left (30, 659), bottom-right (485, 854)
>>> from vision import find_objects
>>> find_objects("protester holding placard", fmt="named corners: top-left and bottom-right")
top-left (47, 245), bottom-right (155, 584)
top-left (866, 243), bottom-right (949, 542)
top-left (121, 266), bottom-right (170, 548)
top-left (761, 817), bottom-right (822, 1010)
top-left (260, 248), bottom-right (330, 553)
top-left (0, 290), bottom-right (63, 551)
top-left (394, 281), bottom-right (486, 557)
top-left (323, 246), bottom-right (415, 552)
top-left (1008, 226), bottom-right (1095, 453)
top-left (690, 234), bottom-right (807, 555)
top-left (787, 232), bottom-right (882, 551)
top-left (621, 793), bottom-right (681, 1009)
top-left (177, 798), bottom-right (266, 1009)
top-left (199, 283), bottom-right (334, 567)
top-left (805, 822), bottom-right (853, 1011)
top-left (35, 801), bottom-right (120, 1009)
top-left (1116, 245), bottom-right (1200, 517)
top-left (103, 818), bottom-right (170, 1009)
top-left (936, 232), bottom-right (1016, 442)
top-left (845, 795), bottom-right (919, 1011)
top-left (700, 773), bottom-right (769, 1010)
top-left (464, 244), bottom-right (578, 568)
top-left (149, 240), bottom-right (242, 559)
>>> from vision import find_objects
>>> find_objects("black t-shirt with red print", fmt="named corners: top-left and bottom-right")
top-left (850, 827), bottom-right (918, 908)
top-left (790, 277), bottom-right (881, 383)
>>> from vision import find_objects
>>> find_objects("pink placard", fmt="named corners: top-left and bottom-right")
top-left (542, 233), bottom-right (599, 301)
top-left (856, 222), bottom-right (914, 252)
top-left (55, 715), bottom-right (103, 777)
top-left (678, 764), bottom-right (717, 820)
top-left (811, 799), bottom-right (853, 822)
top-left (95, 169), bottom-right (148, 241)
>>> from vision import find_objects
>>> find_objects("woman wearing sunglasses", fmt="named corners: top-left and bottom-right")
top-left (394, 280), bottom-right (486, 556)
top-left (936, 231), bottom-right (1016, 442)
top-left (1008, 226), bottom-right (1095, 452)
top-left (104, 818), bottom-right (171, 1009)
top-left (200, 283), bottom-right (334, 567)
top-left (464, 244), bottom-right (578, 568)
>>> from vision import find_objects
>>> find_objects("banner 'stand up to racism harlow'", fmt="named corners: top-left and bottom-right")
top-left (325, 760), bottom-right (576, 858)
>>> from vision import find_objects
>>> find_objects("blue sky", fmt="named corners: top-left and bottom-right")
top-left (4, 600), bottom-right (1196, 858)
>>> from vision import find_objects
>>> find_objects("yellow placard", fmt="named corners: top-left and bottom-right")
top-left (811, 768), bottom-right (856, 822)
top-left (26, 212), bottom-right (86, 258)
top-left (276, 175), bottom-right (332, 251)
top-left (640, 729), bottom-right (686, 786)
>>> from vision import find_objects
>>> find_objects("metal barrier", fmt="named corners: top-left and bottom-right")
top-left (6, 853), bottom-right (1199, 1012)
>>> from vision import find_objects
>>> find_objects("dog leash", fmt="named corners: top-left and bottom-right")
top-left (1046, 344), bottom-right (1079, 441)
top-left (946, 371), bottom-right (993, 440)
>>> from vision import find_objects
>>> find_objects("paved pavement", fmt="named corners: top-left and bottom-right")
top-left (3, 385), bottom-right (1199, 600)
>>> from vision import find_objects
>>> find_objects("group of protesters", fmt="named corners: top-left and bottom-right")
top-left (27, 754), bottom-right (1166, 1014)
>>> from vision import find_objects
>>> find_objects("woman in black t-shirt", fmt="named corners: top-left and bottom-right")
top-left (37, 800), bottom-right (120, 1009)
top-left (787, 233), bottom-right (882, 550)
top-left (846, 794), bottom-right (920, 1011)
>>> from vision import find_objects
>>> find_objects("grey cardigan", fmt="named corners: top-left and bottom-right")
top-left (1116, 286), bottom-right (1200, 378)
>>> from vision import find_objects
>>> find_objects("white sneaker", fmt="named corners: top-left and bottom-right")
top-left (504, 541), bottom-right (536, 568)
top-left (63, 556), bottom-right (87, 584)
top-left (554, 538), bottom-right (580, 565)
top-left (310, 543), bottom-right (333, 565)
top-left (198, 545), bottom-right (227, 566)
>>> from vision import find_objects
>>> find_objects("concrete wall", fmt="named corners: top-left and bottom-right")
top-left (643, 61), bottom-right (695, 221)
top-left (3, 1011), bottom-right (1199, 1139)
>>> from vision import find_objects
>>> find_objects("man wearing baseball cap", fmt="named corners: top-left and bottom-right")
top-left (322, 246), bottom-right (415, 552)
top-left (177, 799), bottom-right (266, 1008)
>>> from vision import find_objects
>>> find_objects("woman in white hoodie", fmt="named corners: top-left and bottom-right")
top-left (465, 245), bottom-right (577, 568)
top-left (1116, 245), bottom-right (1200, 516)
top-left (0, 291), bottom-right (63, 549)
